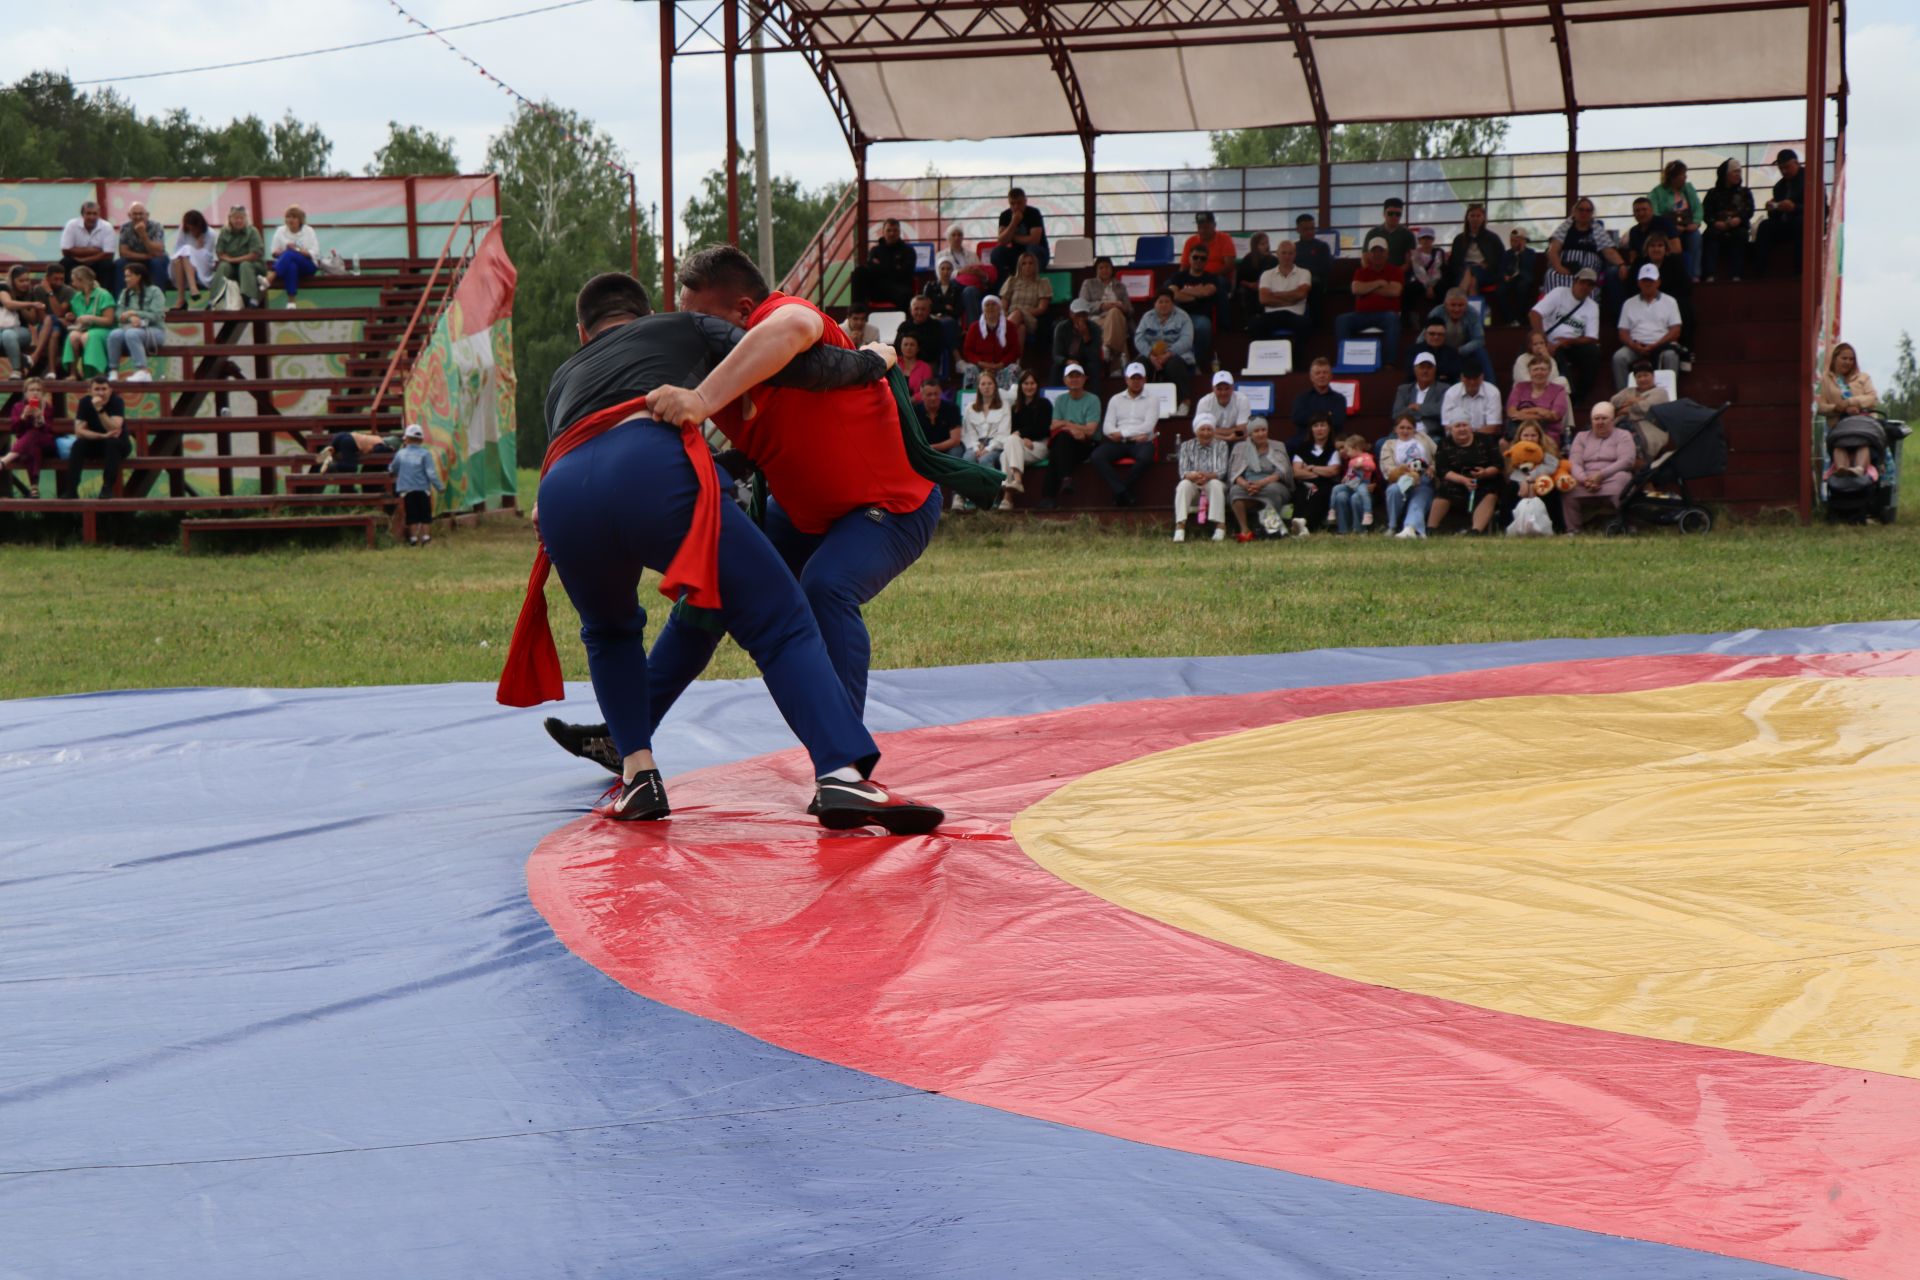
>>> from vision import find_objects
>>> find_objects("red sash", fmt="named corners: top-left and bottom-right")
top-left (495, 395), bottom-right (723, 707)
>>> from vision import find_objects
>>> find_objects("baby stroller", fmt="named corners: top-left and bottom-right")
top-left (1822, 414), bottom-right (1910, 524)
top-left (1606, 398), bottom-right (1727, 535)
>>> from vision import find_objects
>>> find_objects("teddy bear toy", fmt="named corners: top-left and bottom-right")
top-left (1504, 439), bottom-right (1556, 537)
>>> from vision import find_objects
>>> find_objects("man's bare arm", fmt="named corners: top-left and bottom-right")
top-left (648, 310), bottom-right (894, 426)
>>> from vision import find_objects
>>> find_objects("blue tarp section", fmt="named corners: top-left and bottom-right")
top-left (10, 623), bottom-right (1911, 1279)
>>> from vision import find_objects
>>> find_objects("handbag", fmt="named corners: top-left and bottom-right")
top-left (1507, 495), bottom-right (1553, 537)
top-left (209, 278), bottom-right (241, 311)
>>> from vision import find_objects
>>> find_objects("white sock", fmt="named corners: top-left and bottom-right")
top-left (822, 765), bottom-right (864, 783)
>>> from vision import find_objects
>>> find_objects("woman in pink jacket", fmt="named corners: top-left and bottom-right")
top-left (1564, 402), bottom-right (1638, 533)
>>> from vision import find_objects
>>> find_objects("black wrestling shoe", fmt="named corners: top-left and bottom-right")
top-left (595, 769), bottom-right (671, 821)
top-left (545, 717), bottom-right (622, 776)
top-left (811, 778), bottom-right (944, 835)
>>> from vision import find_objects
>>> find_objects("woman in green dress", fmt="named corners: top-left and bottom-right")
top-left (61, 264), bottom-right (116, 378)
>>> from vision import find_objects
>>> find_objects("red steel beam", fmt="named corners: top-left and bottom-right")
top-left (1275, 0), bottom-right (1333, 226)
top-left (661, 0), bottom-right (677, 308)
top-left (1547, 1), bottom-right (1578, 198)
top-left (1799, 0), bottom-right (1832, 524)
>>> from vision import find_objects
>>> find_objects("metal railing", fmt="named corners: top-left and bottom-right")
top-left (778, 182), bottom-right (858, 302)
top-left (793, 137), bottom-right (1834, 304)
top-left (0, 174), bottom-right (499, 264)
top-left (366, 181), bottom-right (493, 425)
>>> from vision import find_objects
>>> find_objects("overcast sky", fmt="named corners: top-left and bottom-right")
top-left (19, 0), bottom-right (1913, 383)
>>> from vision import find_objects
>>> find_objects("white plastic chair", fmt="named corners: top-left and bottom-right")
top-left (868, 310), bottom-right (907, 345)
top-left (1051, 236), bottom-right (1095, 270)
top-left (1243, 340), bottom-right (1293, 377)
top-left (1147, 381), bottom-right (1178, 420)
top-left (1654, 368), bottom-right (1679, 397)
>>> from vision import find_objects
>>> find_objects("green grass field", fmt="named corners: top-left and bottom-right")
top-left (3, 495), bottom-right (1918, 699)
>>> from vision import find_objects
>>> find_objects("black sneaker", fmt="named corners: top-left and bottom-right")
top-left (545, 717), bottom-right (622, 776)
top-left (595, 769), bottom-right (670, 821)
top-left (811, 778), bottom-right (944, 835)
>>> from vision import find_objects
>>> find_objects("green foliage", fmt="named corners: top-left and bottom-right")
top-left (1208, 119), bottom-right (1510, 168)
top-left (681, 149), bottom-right (847, 283)
top-left (0, 72), bottom-right (336, 178)
top-left (484, 101), bottom-right (659, 467)
top-left (368, 122), bottom-right (460, 177)
top-left (1884, 332), bottom-right (1920, 424)
top-left (3, 519), bottom-right (1918, 698)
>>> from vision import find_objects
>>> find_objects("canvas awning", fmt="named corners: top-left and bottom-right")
top-left (744, 0), bottom-right (1846, 148)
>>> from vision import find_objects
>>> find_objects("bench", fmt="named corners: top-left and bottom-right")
top-left (286, 470), bottom-right (395, 491)
top-left (180, 514), bottom-right (379, 552)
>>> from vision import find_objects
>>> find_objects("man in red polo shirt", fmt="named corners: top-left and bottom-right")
top-left (1334, 237), bottom-right (1405, 361)
top-left (1180, 210), bottom-right (1237, 276)
top-left (546, 245), bottom-right (944, 784)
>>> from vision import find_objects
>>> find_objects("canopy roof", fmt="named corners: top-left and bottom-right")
top-left (739, 0), bottom-right (1846, 148)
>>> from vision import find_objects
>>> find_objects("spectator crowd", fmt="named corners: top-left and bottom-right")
top-left (865, 149), bottom-right (1826, 539)
top-left (0, 199), bottom-right (333, 388)
top-left (2, 198), bottom-right (347, 498)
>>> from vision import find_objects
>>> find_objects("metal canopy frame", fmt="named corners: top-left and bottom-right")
top-left (654, 0), bottom-right (1845, 520)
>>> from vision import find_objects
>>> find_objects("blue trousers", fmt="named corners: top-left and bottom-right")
top-left (1332, 482), bottom-right (1374, 531)
top-left (537, 420), bottom-right (879, 776)
top-left (647, 482), bottom-right (941, 725)
top-left (1386, 477), bottom-right (1432, 533)
top-left (272, 250), bottom-right (318, 298)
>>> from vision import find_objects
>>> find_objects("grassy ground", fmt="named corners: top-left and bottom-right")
top-left (3, 486), bottom-right (1918, 700)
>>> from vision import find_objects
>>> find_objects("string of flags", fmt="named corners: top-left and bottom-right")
top-left (384, 0), bottom-right (637, 184)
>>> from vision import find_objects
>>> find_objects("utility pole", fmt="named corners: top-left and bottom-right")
top-left (750, 0), bottom-right (775, 278)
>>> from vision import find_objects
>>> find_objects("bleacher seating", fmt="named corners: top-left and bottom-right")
top-left (1050, 237), bottom-right (1095, 270)
top-left (1129, 236), bottom-right (1176, 268)
top-left (0, 255), bottom-right (456, 542)
top-left (886, 239), bottom-right (1806, 518)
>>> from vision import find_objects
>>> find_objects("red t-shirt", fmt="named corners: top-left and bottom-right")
top-left (1352, 263), bottom-right (1404, 313)
top-left (1181, 231), bottom-right (1236, 275)
top-left (714, 292), bottom-right (934, 534)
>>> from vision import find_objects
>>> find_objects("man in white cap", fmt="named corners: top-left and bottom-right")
top-left (1529, 266), bottom-right (1603, 401)
top-left (1334, 237), bottom-right (1404, 358)
top-left (1391, 350), bottom-right (1446, 435)
top-left (1051, 296), bottom-right (1103, 385)
top-left (1613, 262), bottom-right (1683, 391)
top-left (1041, 360), bottom-right (1103, 508)
top-left (1093, 362), bottom-right (1158, 507)
top-left (1193, 370), bottom-right (1251, 444)
top-left (1172, 419), bottom-right (1230, 542)
top-left (388, 423), bottom-right (444, 546)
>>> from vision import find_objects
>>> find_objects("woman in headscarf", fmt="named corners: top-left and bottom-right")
top-left (1701, 158), bottom-right (1755, 283)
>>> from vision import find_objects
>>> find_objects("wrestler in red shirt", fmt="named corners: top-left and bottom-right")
top-left (545, 246), bottom-right (944, 779)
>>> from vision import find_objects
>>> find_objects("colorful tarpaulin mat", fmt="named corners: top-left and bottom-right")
top-left (7, 622), bottom-right (1919, 1278)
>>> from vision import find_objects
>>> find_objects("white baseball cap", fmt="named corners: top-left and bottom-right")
top-left (1413, 352), bottom-right (1436, 367)
top-left (403, 424), bottom-right (425, 440)
top-left (1211, 370), bottom-right (1234, 387)
top-left (1069, 297), bottom-right (1091, 314)
top-left (1124, 361), bottom-right (1147, 379)
top-left (1064, 362), bottom-right (1086, 376)
top-left (1637, 263), bottom-right (1660, 281)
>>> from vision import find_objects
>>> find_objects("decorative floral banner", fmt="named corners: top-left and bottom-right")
top-left (403, 223), bottom-right (518, 512)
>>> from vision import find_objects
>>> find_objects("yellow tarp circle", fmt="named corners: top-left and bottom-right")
top-left (1012, 676), bottom-right (1920, 1078)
